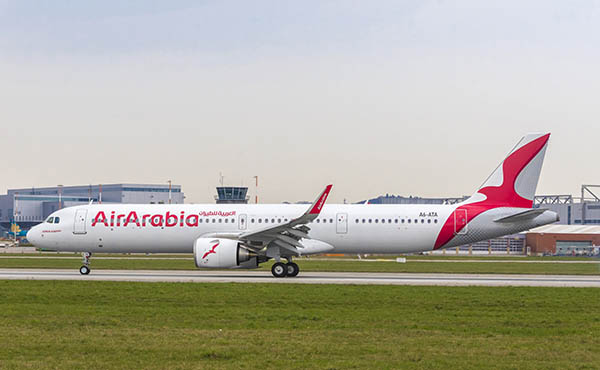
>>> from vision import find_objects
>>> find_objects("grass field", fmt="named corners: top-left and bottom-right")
top-left (0, 254), bottom-right (599, 275)
top-left (0, 280), bottom-right (598, 369)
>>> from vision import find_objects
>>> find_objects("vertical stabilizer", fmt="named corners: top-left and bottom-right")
top-left (468, 133), bottom-right (550, 208)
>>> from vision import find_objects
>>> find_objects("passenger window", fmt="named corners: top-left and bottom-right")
top-left (224, 219), bottom-right (228, 223)
top-left (212, 219), bottom-right (216, 223)
top-left (278, 219), bottom-right (281, 223)
top-left (427, 219), bottom-right (431, 223)
top-left (199, 219), bottom-right (203, 223)
top-left (231, 218), bottom-right (235, 223)
top-left (271, 219), bottom-right (275, 223)
top-left (330, 218), bottom-right (333, 223)
top-left (401, 219), bottom-right (405, 223)
top-left (355, 219), bottom-right (359, 223)
top-left (54, 217), bottom-right (60, 224)
top-left (368, 219), bottom-right (372, 223)
top-left (434, 219), bottom-right (438, 223)
top-left (421, 219), bottom-right (424, 223)
top-left (375, 219), bottom-right (379, 223)
top-left (414, 219), bottom-right (418, 224)
top-left (316, 219), bottom-right (320, 223)
top-left (381, 219), bottom-right (385, 223)
top-left (258, 219), bottom-right (262, 223)
top-left (388, 219), bottom-right (392, 223)
top-left (407, 219), bottom-right (411, 223)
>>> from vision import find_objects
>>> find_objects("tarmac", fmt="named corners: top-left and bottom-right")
top-left (0, 268), bottom-right (598, 287)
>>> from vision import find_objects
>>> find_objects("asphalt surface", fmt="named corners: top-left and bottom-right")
top-left (0, 268), bottom-right (598, 287)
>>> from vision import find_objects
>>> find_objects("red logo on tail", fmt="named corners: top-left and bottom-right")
top-left (434, 134), bottom-right (550, 250)
top-left (202, 241), bottom-right (220, 259)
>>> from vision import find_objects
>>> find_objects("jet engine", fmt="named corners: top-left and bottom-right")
top-left (193, 237), bottom-right (256, 268)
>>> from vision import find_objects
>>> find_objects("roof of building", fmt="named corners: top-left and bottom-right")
top-left (528, 224), bottom-right (600, 234)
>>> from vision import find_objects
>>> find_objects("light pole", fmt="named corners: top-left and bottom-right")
top-left (253, 176), bottom-right (259, 204)
top-left (167, 180), bottom-right (172, 204)
top-left (57, 185), bottom-right (63, 209)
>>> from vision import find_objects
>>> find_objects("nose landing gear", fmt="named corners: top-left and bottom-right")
top-left (79, 252), bottom-right (92, 275)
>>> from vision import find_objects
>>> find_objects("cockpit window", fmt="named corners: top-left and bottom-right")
top-left (46, 217), bottom-right (54, 224)
top-left (54, 217), bottom-right (60, 224)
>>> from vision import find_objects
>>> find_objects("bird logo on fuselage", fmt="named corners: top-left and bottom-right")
top-left (202, 241), bottom-right (220, 259)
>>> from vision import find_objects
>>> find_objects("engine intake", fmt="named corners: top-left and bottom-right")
top-left (194, 237), bottom-right (254, 268)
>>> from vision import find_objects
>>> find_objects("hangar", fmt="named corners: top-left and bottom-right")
top-left (526, 224), bottom-right (600, 256)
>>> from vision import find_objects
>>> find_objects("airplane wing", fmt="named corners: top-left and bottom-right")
top-left (493, 208), bottom-right (547, 223)
top-left (238, 184), bottom-right (333, 256)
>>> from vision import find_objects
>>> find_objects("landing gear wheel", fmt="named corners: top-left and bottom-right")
top-left (80, 252), bottom-right (92, 275)
top-left (286, 262), bottom-right (299, 277)
top-left (271, 262), bottom-right (288, 278)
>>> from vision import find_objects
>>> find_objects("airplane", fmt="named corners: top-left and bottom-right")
top-left (27, 133), bottom-right (559, 277)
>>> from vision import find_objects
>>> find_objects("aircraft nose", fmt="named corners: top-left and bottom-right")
top-left (26, 227), bottom-right (38, 245)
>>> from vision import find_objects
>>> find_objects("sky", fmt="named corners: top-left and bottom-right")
top-left (1, 0), bottom-right (599, 203)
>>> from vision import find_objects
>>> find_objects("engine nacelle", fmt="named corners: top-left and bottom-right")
top-left (194, 237), bottom-right (254, 268)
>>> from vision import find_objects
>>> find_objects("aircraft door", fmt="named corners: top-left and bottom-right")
top-left (453, 209), bottom-right (468, 235)
top-left (336, 213), bottom-right (348, 234)
top-left (239, 214), bottom-right (247, 230)
top-left (73, 209), bottom-right (88, 235)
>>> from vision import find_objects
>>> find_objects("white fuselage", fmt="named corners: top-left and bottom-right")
top-left (27, 202), bottom-right (558, 255)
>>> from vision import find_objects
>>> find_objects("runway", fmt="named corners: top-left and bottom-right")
top-left (0, 268), bottom-right (599, 287)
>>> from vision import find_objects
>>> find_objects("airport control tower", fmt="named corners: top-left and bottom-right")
top-left (215, 187), bottom-right (249, 204)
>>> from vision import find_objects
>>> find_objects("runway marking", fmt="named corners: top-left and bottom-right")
top-left (0, 269), bottom-right (598, 287)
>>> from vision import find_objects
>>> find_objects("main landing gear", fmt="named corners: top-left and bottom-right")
top-left (271, 260), bottom-right (299, 278)
top-left (79, 252), bottom-right (92, 275)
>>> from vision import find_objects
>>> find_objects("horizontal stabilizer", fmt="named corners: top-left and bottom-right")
top-left (494, 209), bottom-right (547, 223)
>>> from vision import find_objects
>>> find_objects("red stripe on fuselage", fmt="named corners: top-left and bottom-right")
top-left (434, 134), bottom-right (549, 249)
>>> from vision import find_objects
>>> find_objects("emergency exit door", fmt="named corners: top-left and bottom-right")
top-left (336, 213), bottom-right (348, 234)
top-left (453, 209), bottom-right (468, 235)
top-left (73, 209), bottom-right (88, 235)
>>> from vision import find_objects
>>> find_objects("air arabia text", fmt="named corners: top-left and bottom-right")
top-left (91, 211), bottom-right (237, 228)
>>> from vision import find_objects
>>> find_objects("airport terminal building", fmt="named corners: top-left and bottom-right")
top-left (0, 184), bottom-right (184, 235)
